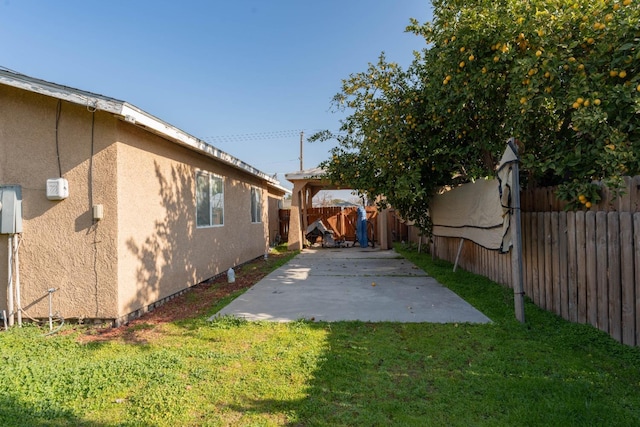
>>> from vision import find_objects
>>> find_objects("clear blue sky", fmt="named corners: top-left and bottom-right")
top-left (1, 1), bottom-right (432, 189)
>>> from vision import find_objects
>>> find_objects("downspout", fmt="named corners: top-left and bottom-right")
top-left (7, 236), bottom-right (13, 327)
top-left (14, 234), bottom-right (21, 326)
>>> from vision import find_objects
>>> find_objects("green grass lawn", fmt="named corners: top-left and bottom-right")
top-left (1, 245), bottom-right (639, 426)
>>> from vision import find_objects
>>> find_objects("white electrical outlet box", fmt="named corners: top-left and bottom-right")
top-left (46, 178), bottom-right (69, 200)
top-left (93, 204), bottom-right (104, 220)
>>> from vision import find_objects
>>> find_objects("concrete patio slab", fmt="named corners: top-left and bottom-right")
top-left (211, 248), bottom-right (491, 324)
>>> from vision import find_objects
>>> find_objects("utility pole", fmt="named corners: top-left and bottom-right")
top-left (299, 131), bottom-right (304, 171)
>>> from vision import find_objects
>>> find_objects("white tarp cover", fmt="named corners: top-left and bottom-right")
top-left (430, 142), bottom-right (519, 251)
top-left (430, 179), bottom-right (504, 249)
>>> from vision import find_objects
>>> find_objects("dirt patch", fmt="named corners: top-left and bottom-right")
top-left (77, 252), bottom-right (290, 344)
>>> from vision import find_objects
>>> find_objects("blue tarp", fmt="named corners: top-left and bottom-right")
top-left (356, 206), bottom-right (368, 248)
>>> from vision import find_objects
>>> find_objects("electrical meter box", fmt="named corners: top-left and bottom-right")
top-left (0, 185), bottom-right (23, 234)
top-left (46, 178), bottom-right (69, 200)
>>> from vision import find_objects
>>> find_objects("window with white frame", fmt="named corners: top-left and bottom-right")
top-left (251, 187), bottom-right (262, 223)
top-left (196, 171), bottom-right (224, 227)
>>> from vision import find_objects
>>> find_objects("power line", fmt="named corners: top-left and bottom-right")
top-left (201, 129), bottom-right (344, 145)
top-left (202, 130), bottom-right (303, 144)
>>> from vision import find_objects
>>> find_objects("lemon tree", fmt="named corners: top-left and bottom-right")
top-left (313, 0), bottom-right (639, 233)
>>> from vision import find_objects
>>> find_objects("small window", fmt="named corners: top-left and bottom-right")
top-left (196, 171), bottom-right (224, 227)
top-left (251, 187), bottom-right (262, 223)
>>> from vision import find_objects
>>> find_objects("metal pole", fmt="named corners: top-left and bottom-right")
top-left (48, 288), bottom-right (55, 332)
top-left (510, 147), bottom-right (525, 323)
top-left (299, 131), bottom-right (304, 171)
top-left (453, 238), bottom-right (465, 272)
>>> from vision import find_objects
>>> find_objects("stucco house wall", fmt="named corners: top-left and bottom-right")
top-left (0, 70), bottom-right (286, 325)
top-left (115, 125), bottom-right (271, 320)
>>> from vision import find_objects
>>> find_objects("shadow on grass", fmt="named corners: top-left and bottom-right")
top-left (212, 248), bottom-right (640, 426)
top-left (0, 394), bottom-right (123, 427)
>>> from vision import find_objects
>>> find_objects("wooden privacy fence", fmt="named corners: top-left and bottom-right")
top-left (432, 176), bottom-right (640, 347)
top-left (279, 206), bottom-right (378, 245)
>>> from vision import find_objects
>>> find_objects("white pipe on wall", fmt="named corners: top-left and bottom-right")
top-left (7, 236), bottom-right (14, 327)
top-left (14, 235), bottom-right (21, 327)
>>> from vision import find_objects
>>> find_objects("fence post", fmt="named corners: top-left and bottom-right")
top-left (510, 142), bottom-right (526, 323)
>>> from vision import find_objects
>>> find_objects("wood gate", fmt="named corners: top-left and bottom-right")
top-left (279, 206), bottom-right (378, 246)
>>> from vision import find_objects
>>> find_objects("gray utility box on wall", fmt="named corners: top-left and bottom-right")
top-left (0, 185), bottom-right (23, 234)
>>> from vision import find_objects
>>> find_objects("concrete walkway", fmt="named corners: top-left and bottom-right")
top-left (211, 248), bottom-right (491, 323)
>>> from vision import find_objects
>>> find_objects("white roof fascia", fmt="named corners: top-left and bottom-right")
top-left (0, 69), bottom-right (285, 191)
top-left (285, 167), bottom-right (326, 181)
top-left (0, 70), bottom-right (123, 114)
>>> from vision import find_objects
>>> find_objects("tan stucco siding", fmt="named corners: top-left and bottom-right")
top-left (0, 86), bottom-right (119, 319)
top-left (115, 123), bottom-right (270, 318)
top-left (2, 82), bottom-right (277, 322)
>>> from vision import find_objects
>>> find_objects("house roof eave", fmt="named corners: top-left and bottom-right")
top-left (117, 103), bottom-right (283, 190)
top-left (0, 68), bottom-right (286, 191)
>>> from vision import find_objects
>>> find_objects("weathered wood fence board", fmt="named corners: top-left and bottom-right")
top-left (596, 212), bottom-right (608, 333)
top-left (585, 212), bottom-right (597, 327)
top-left (558, 213), bottom-right (569, 319)
top-left (432, 209), bottom-right (640, 347)
top-left (576, 212), bottom-right (587, 324)
top-left (567, 211), bottom-right (578, 322)
top-left (608, 212), bottom-right (621, 342)
top-left (621, 212), bottom-right (635, 346)
top-left (635, 214), bottom-right (640, 346)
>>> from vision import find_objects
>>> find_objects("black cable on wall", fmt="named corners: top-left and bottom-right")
top-left (55, 100), bottom-right (63, 177)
